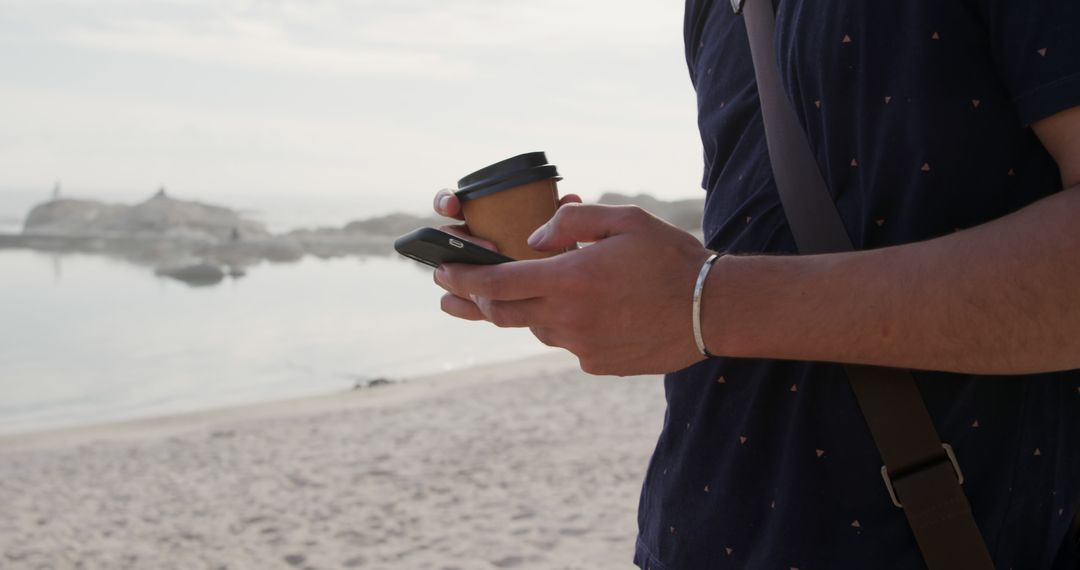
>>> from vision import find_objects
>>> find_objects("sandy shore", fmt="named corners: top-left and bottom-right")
top-left (0, 350), bottom-right (666, 569)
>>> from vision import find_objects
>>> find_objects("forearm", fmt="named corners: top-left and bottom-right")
top-left (704, 185), bottom-right (1080, 374)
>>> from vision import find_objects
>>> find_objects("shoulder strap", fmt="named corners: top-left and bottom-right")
top-left (735, 1), bottom-right (996, 567)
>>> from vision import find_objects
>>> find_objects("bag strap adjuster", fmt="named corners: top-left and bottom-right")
top-left (880, 443), bottom-right (964, 509)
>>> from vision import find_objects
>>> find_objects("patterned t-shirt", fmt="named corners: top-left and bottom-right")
top-left (634, 1), bottom-right (1080, 568)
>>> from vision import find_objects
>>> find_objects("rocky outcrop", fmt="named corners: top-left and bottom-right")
top-left (16, 195), bottom-right (300, 281)
top-left (4, 191), bottom-right (706, 286)
top-left (23, 195), bottom-right (269, 242)
top-left (343, 213), bottom-right (446, 237)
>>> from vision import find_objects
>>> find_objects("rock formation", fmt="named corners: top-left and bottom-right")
top-left (3, 190), bottom-right (706, 287)
top-left (23, 195), bottom-right (269, 242)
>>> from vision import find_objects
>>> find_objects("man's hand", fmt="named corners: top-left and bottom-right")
top-left (434, 204), bottom-right (712, 376)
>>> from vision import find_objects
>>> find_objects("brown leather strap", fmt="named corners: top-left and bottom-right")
top-left (738, 1), bottom-right (995, 567)
top-left (1071, 507), bottom-right (1080, 545)
top-left (845, 366), bottom-right (994, 568)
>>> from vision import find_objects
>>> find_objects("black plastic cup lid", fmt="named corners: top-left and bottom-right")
top-left (455, 152), bottom-right (561, 202)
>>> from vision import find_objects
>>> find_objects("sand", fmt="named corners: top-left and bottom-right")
top-left (0, 351), bottom-right (666, 569)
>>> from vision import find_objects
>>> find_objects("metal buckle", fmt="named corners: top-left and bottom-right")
top-left (731, 0), bottom-right (746, 15)
top-left (880, 443), bottom-right (963, 509)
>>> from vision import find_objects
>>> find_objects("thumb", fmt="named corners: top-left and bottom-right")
top-left (527, 204), bottom-right (643, 251)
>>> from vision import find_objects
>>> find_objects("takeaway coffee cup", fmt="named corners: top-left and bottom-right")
top-left (454, 152), bottom-right (562, 261)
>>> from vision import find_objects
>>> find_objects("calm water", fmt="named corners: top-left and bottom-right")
top-left (0, 250), bottom-right (548, 434)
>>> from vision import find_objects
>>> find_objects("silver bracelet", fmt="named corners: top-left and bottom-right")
top-left (693, 253), bottom-right (721, 358)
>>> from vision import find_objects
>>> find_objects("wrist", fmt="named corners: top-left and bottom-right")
top-left (692, 253), bottom-right (722, 358)
top-left (699, 252), bottom-right (741, 358)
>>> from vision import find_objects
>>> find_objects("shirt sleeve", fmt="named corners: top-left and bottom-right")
top-left (978, 0), bottom-right (1080, 125)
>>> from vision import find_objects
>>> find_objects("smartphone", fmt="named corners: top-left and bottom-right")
top-left (394, 227), bottom-right (515, 267)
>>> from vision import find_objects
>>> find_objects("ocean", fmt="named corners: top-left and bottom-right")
top-left (0, 241), bottom-right (549, 435)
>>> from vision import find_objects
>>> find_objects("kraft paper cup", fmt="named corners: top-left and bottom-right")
top-left (454, 152), bottom-right (562, 261)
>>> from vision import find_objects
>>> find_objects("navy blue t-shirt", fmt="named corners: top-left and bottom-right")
top-left (635, 1), bottom-right (1080, 568)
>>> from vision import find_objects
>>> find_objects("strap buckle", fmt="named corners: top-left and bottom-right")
top-left (731, 0), bottom-right (746, 15)
top-left (880, 443), bottom-right (963, 508)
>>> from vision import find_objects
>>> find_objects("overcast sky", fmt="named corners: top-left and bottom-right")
top-left (0, 0), bottom-right (703, 222)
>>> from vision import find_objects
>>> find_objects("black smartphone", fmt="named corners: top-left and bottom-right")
top-left (394, 227), bottom-right (515, 267)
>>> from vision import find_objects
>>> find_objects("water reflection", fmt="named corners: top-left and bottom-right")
top-left (0, 250), bottom-right (546, 434)
top-left (154, 263), bottom-right (229, 287)
top-left (51, 253), bottom-right (62, 282)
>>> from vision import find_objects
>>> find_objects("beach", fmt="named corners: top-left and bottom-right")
top-left (0, 351), bottom-right (666, 569)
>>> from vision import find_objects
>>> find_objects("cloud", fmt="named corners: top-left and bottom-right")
top-left (13, 0), bottom-right (681, 81)
top-left (62, 16), bottom-right (477, 79)
top-left (0, 0), bottom-right (702, 214)
top-left (353, 0), bottom-right (681, 52)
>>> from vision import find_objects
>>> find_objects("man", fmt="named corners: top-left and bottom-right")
top-left (433, 0), bottom-right (1080, 567)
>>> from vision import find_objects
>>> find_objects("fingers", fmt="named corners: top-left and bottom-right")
top-left (437, 224), bottom-right (499, 252)
top-left (434, 259), bottom-right (556, 301)
top-left (439, 293), bottom-right (485, 321)
top-left (528, 204), bottom-right (649, 252)
top-left (434, 263), bottom-right (551, 326)
top-left (434, 188), bottom-right (464, 220)
top-left (439, 292), bottom-right (552, 329)
top-left (530, 326), bottom-right (565, 348)
top-left (558, 193), bottom-right (583, 207)
top-left (474, 297), bottom-right (549, 328)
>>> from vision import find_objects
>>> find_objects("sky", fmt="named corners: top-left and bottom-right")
top-left (0, 0), bottom-right (704, 226)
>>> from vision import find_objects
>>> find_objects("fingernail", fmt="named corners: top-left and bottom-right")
top-left (434, 265), bottom-right (447, 284)
top-left (527, 224), bottom-right (547, 247)
top-left (438, 194), bottom-right (451, 213)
